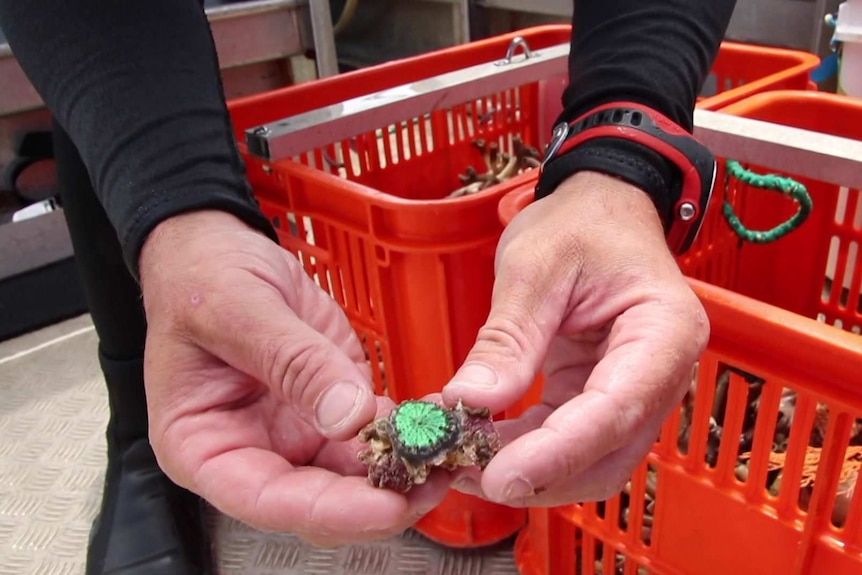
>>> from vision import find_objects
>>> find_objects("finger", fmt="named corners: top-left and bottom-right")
top-left (478, 307), bottom-right (703, 503)
top-left (450, 403), bottom-right (550, 498)
top-left (313, 396), bottom-right (396, 475)
top-left (191, 446), bottom-right (450, 546)
top-left (451, 467), bottom-right (485, 497)
top-left (186, 269), bottom-right (377, 441)
top-left (492, 403), bottom-right (552, 446)
top-left (441, 254), bottom-right (567, 414)
top-left (494, 409), bottom-right (664, 507)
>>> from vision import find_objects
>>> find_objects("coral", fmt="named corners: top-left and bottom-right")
top-left (357, 399), bottom-right (501, 493)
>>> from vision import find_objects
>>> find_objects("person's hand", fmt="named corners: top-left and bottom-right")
top-left (441, 171), bottom-right (709, 506)
top-left (138, 210), bottom-right (450, 545)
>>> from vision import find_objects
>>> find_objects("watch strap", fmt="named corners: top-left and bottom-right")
top-left (535, 136), bottom-right (679, 228)
top-left (533, 102), bottom-right (716, 254)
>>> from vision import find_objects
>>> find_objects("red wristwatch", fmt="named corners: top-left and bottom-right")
top-left (535, 102), bottom-right (717, 255)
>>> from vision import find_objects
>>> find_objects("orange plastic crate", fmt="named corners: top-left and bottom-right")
top-left (224, 29), bottom-right (821, 549)
top-left (697, 41), bottom-right (821, 110)
top-left (497, 90), bottom-right (862, 575)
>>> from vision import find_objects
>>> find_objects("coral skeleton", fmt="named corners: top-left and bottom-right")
top-left (358, 399), bottom-right (500, 493)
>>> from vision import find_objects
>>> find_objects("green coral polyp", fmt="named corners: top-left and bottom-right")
top-left (390, 400), bottom-right (460, 465)
top-left (357, 399), bottom-right (501, 493)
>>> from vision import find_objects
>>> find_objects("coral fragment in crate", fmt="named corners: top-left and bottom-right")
top-left (357, 399), bottom-right (501, 493)
top-left (447, 135), bottom-right (543, 198)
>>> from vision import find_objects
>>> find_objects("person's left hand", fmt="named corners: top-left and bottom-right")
top-left (440, 171), bottom-right (709, 507)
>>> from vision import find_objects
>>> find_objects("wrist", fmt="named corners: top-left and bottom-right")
top-left (139, 209), bottom-right (265, 290)
top-left (538, 138), bottom-right (679, 227)
top-left (552, 171), bottom-right (667, 241)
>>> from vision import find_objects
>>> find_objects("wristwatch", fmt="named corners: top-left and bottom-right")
top-left (535, 101), bottom-right (717, 255)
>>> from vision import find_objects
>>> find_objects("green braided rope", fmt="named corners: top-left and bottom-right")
top-left (722, 160), bottom-right (813, 243)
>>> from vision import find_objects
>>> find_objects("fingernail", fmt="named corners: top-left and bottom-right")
top-left (451, 362), bottom-right (499, 388)
top-left (314, 381), bottom-right (363, 432)
top-left (502, 477), bottom-right (534, 501)
top-left (452, 477), bottom-right (481, 495)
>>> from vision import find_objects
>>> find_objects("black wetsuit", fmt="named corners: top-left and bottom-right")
top-left (0, 0), bottom-right (738, 280)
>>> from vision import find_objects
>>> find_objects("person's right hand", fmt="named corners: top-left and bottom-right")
top-left (137, 210), bottom-right (450, 547)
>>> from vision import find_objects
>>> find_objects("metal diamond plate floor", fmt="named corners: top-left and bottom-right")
top-left (0, 314), bottom-right (519, 575)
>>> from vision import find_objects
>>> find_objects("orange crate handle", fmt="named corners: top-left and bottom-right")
top-left (722, 159), bottom-right (813, 243)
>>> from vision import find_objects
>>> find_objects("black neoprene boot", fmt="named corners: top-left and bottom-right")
top-left (52, 121), bottom-right (215, 574)
top-left (85, 352), bottom-right (214, 575)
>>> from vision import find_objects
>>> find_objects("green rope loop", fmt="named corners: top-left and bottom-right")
top-left (722, 160), bottom-right (813, 243)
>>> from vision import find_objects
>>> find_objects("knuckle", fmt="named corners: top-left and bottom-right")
top-left (259, 337), bottom-right (292, 386)
top-left (551, 442), bottom-right (588, 481)
top-left (631, 405), bottom-right (652, 437)
top-left (690, 299), bottom-right (711, 352)
top-left (560, 452), bottom-right (582, 480)
top-left (604, 391), bottom-right (647, 446)
top-left (270, 339), bottom-right (330, 405)
top-left (475, 316), bottom-right (534, 358)
top-left (671, 290), bottom-right (711, 360)
top-left (605, 468), bottom-right (632, 499)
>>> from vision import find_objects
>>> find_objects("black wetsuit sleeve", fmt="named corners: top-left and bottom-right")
top-left (564, 0), bottom-right (737, 131)
top-left (543, 0), bottom-right (738, 226)
top-left (0, 0), bottom-right (278, 281)
top-left (0, 0), bottom-right (736, 280)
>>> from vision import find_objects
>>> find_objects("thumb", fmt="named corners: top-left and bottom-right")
top-left (442, 262), bottom-right (564, 414)
top-left (184, 275), bottom-right (377, 441)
